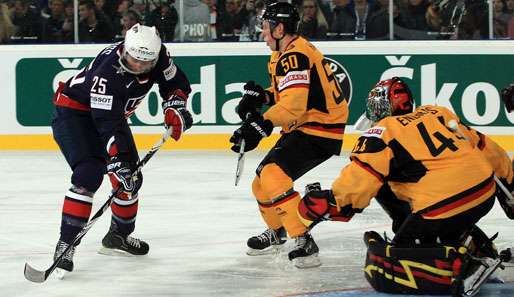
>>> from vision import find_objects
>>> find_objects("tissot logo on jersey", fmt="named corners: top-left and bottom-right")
top-left (90, 94), bottom-right (113, 110)
top-left (363, 127), bottom-right (385, 138)
top-left (278, 70), bottom-right (309, 91)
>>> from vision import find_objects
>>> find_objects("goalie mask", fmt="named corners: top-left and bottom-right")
top-left (120, 24), bottom-right (161, 75)
top-left (365, 77), bottom-right (414, 123)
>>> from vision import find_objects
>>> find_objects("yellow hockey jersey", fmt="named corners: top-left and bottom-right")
top-left (331, 105), bottom-right (513, 220)
top-left (263, 36), bottom-right (349, 141)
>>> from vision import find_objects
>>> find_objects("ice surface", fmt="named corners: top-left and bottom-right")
top-left (0, 151), bottom-right (512, 297)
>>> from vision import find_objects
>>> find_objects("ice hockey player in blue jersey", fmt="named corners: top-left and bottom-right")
top-left (51, 23), bottom-right (193, 276)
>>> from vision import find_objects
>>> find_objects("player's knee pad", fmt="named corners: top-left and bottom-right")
top-left (259, 163), bottom-right (293, 198)
top-left (252, 176), bottom-right (282, 230)
top-left (71, 157), bottom-right (105, 193)
top-left (252, 176), bottom-right (266, 202)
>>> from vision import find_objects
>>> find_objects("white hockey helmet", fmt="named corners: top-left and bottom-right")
top-left (120, 23), bottom-right (161, 74)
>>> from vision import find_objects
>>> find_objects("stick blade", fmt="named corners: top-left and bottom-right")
top-left (234, 140), bottom-right (246, 186)
top-left (24, 263), bottom-right (47, 283)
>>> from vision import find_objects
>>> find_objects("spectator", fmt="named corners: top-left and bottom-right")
top-left (238, 0), bottom-right (264, 41)
top-left (216, 0), bottom-right (245, 41)
top-left (78, 0), bottom-right (114, 43)
top-left (147, 0), bottom-right (178, 42)
top-left (394, 0), bottom-right (429, 39)
top-left (41, 0), bottom-right (65, 43)
top-left (11, 0), bottom-right (42, 43)
top-left (130, 0), bottom-right (149, 23)
top-left (112, 0), bottom-right (133, 38)
top-left (329, 0), bottom-right (388, 40)
top-left (203, 0), bottom-right (218, 40)
top-left (94, 0), bottom-right (114, 20)
top-left (114, 9), bottom-right (140, 40)
top-left (425, 2), bottom-right (443, 33)
top-left (328, 0), bottom-right (353, 39)
top-left (494, 0), bottom-right (510, 38)
top-left (61, 0), bottom-right (74, 42)
top-left (0, 2), bottom-right (14, 43)
top-left (298, 0), bottom-right (328, 40)
top-left (506, 0), bottom-right (514, 13)
top-left (173, 0), bottom-right (210, 42)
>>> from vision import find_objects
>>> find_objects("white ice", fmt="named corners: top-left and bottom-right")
top-left (1, 151), bottom-right (513, 297)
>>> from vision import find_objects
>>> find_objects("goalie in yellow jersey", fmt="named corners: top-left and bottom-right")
top-left (229, 2), bottom-right (348, 268)
top-left (298, 77), bottom-right (514, 295)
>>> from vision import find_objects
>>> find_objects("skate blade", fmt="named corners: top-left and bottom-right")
top-left (462, 258), bottom-right (503, 297)
top-left (292, 253), bottom-right (322, 269)
top-left (54, 268), bottom-right (68, 280)
top-left (246, 245), bottom-right (283, 256)
top-left (98, 247), bottom-right (136, 257)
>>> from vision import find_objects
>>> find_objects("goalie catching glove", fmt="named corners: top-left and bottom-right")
top-left (298, 182), bottom-right (355, 227)
top-left (230, 114), bottom-right (273, 152)
top-left (162, 89), bottom-right (193, 141)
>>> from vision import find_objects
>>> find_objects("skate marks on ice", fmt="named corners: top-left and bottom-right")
top-left (285, 282), bottom-right (514, 297)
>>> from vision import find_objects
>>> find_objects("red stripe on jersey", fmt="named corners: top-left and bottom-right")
top-left (53, 83), bottom-right (90, 112)
top-left (111, 201), bottom-right (139, 219)
top-left (303, 125), bottom-right (345, 135)
top-left (62, 199), bottom-right (92, 219)
top-left (353, 158), bottom-right (384, 182)
top-left (422, 179), bottom-right (495, 218)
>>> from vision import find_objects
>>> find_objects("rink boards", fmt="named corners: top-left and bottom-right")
top-left (1, 133), bottom-right (514, 152)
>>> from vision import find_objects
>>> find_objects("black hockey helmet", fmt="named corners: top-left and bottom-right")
top-left (261, 2), bottom-right (300, 34)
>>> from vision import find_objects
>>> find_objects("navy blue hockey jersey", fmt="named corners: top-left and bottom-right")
top-left (54, 42), bottom-right (191, 157)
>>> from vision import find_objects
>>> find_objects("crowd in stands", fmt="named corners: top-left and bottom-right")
top-left (0, 0), bottom-right (510, 44)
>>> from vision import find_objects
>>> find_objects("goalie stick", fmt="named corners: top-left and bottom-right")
top-left (24, 129), bottom-right (173, 283)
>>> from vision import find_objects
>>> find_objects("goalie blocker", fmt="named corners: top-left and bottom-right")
top-left (363, 227), bottom-right (502, 296)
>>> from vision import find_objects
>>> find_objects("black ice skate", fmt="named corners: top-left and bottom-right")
top-left (99, 230), bottom-right (149, 256)
top-left (288, 233), bottom-right (321, 268)
top-left (53, 240), bottom-right (76, 279)
top-left (247, 227), bottom-right (287, 256)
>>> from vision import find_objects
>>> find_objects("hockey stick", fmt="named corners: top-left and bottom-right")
top-left (234, 139), bottom-right (246, 186)
top-left (24, 129), bottom-right (173, 283)
top-left (234, 112), bottom-right (252, 186)
top-left (447, 120), bottom-right (514, 207)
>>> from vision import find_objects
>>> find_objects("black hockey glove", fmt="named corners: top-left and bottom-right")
top-left (230, 114), bottom-right (273, 152)
top-left (236, 81), bottom-right (267, 121)
top-left (501, 84), bottom-right (514, 113)
top-left (107, 156), bottom-right (137, 199)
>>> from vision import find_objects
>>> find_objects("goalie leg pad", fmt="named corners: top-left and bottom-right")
top-left (364, 231), bottom-right (459, 295)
